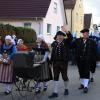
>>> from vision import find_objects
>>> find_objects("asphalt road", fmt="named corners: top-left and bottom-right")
top-left (0, 65), bottom-right (100, 100)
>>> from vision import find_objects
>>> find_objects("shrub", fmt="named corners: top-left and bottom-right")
top-left (0, 24), bottom-right (36, 43)
top-left (15, 27), bottom-right (36, 43)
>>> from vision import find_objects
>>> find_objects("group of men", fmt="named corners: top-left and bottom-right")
top-left (48, 26), bottom-right (97, 99)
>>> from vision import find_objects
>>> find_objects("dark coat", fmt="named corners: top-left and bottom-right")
top-left (51, 33), bottom-right (73, 63)
top-left (72, 38), bottom-right (97, 62)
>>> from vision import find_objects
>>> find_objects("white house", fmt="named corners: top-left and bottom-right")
top-left (0, 0), bottom-right (66, 43)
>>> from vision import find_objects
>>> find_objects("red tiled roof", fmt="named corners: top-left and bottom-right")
top-left (0, 0), bottom-right (51, 19)
top-left (64, 0), bottom-right (76, 9)
top-left (84, 14), bottom-right (92, 29)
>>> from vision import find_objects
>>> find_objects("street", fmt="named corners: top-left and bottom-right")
top-left (0, 65), bottom-right (100, 100)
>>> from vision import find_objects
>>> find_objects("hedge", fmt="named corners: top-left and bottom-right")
top-left (0, 24), bottom-right (37, 43)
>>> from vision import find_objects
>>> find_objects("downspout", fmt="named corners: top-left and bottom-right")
top-left (71, 9), bottom-right (73, 32)
top-left (63, 0), bottom-right (67, 25)
top-left (39, 22), bottom-right (41, 35)
top-left (64, 8), bottom-right (68, 25)
top-left (35, 17), bottom-right (42, 35)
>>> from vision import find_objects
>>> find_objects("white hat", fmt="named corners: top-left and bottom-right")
top-left (37, 34), bottom-right (44, 41)
top-left (17, 39), bottom-right (23, 44)
top-left (5, 35), bottom-right (12, 40)
top-left (5, 35), bottom-right (15, 44)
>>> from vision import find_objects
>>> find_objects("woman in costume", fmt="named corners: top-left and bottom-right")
top-left (32, 34), bottom-right (52, 94)
top-left (0, 35), bottom-right (16, 95)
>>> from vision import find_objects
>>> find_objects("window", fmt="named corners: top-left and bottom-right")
top-left (54, 2), bottom-right (57, 13)
top-left (47, 24), bottom-right (52, 34)
top-left (24, 23), bottom-right (31, 28)
top-left (57, 26), bottom-right (60, 32)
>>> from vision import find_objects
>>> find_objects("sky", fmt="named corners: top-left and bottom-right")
top-left (83, 0), bottom-right (100, 24)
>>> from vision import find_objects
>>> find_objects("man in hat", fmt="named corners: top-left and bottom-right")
top-left (48, 31), bottom-right (73, 98)
top-left (72, 29), bottom-right (97, 93)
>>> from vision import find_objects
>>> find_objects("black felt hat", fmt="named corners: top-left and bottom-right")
top-left (80, 29), bottom-right (89, 33)
top-left (54, 31), bottom-right (66, 40)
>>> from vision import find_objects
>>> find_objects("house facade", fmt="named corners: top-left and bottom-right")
top-left (64, 0), bottom-right (84, 37)
top-left (0, 0), bottom-right (66, 43)
top-left (43, 0), bottom-right (66, 42)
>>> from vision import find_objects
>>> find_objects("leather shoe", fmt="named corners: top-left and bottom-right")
top-left (43, 87), bottom-right (47, 91)
top-left (90, 78), bottom-right (94, 82)
top-left (35, 89), bottom-right (41, 94)
top-left (4, 91), bottom-right (11, 95)
top-left (83, 87), bottom-right (88, 93)
top-left (48, 93), bottom-right (58, 98)
top-left (64, 89), bottom-right (69, 95)
top-left (78, 84), bottom-right (84, 90)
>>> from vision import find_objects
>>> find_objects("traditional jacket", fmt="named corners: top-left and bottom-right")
top-left (51, 33), bottom-right (73, 62)
top-left (0, 43), bottom-right (16, 83)
top-left (2, 43), bottom-right (17, 59)
top-left (32, 41), bottom-right (49, 62)
top-left (33, 41), bottom-right (49, 53)
top-left (72, 38), bottom-right (97, 62)
top-left (32, 41), bottom-right (52, 82)
top-left (17, 44), bottom-right (28, 51)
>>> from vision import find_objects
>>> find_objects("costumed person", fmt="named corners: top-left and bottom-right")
top-left (0, 35), bottom-right (17, 95)
top-left (96, 38), bottom-right (100, 68)
top-left (70, 32), bottom-right (77, 65)
top-left (48, 30), bottom-right (73, 98)
top-left (0, 36), bottom-right (3, 53)
top-left (17, 39), bottom-right (28, 52)
top-left (32, 34), bottom-right (52, 94)
top-left (89, 25), bottom-right (99, 82)
top-left (11, 34), bottom-right (17, 45)
top-left (15, 38), bottom-right (29, 87)
top-left (72, 29), bottom-right (97, 93)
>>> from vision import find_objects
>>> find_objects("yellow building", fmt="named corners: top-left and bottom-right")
top-left (64, 0), bottom-right (84, 37)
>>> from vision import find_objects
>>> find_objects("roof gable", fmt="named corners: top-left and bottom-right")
top-left (64, 0), bottom-right (76, 9)
top-left (0, 0), bottom-right (51, 18)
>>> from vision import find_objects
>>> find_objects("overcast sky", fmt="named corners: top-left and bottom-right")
top-left (83, 0), bottom-right (100, 24)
